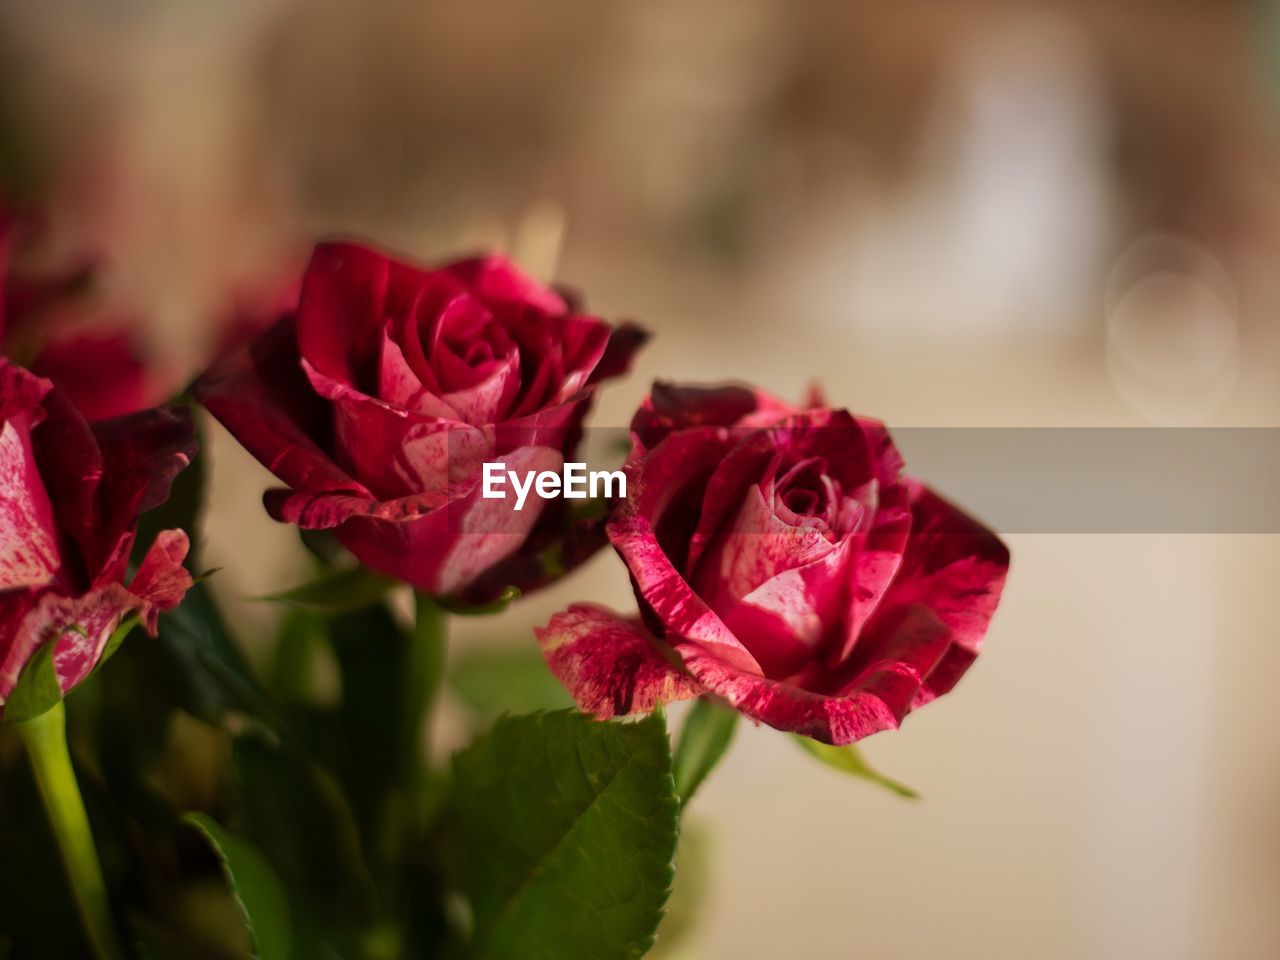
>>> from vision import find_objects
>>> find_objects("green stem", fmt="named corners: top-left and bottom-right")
top-left (375, 593), bottom-right (447, 870)
top-left (18, 701), bottom-right (125, 960)
top-left (406, 592), bottom-right (446, 777)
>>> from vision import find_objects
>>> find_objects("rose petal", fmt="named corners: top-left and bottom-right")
top-left (837, 486), bottom-right (915, 663)
top-left (860, 484), bottom-right (1009, 707)
top-left (507, 340), bottom-right (566, 418)
top-left (31, 329), bottom-right (154, 421)
top-left (608, 429), bottom-right (763, 675)
top-left (674, 642), bottom-right (896, 746)
top-left (676, 603), bottom-right (951, 745)
top-left (439, 352), bottom-right (521, 426)
top-left (88, 404), bottom-right (197, 584)
top-left (0, 586), bottom-right (123, 700)
top-left (28, 384), bottom-right (105, 582)
top-left (587, 321), bottom-right (648, 386)
top-left (494, 392), bottom-right (592, 460)
top-left (546, 314), bottom-right (611, 399)
top-left (0, 562), bottom-right (195, 706)
top-left (296, 242), bottom-right (396, 386)
top-left (630, 381), bottom-right (793, 456)
top-left (684, 410), bottom-right (898, 576)
top-left (537, 604), bottom-right (702, 718)
top-left (440, 255), bottom-right (567, 316)
top-left (377, 331), bottom-right (459, 419)
top-left (839, 483), bottom-right (1008, 712)
top-left (93, 405), bottom-right (195, 520)
top-left (456, 496), bottom-right (610, 605)
top-left (314, 446), bottom-right (564, 595)
top-left (0, 360), bottom-right (51, 421)
top-left (195, 316), bottom-right (367, 499)
top-left (128, 529), bottom-right (193, 629)
top-left (857, 416), bottom-right (906, 490)
top-left (833, 604), bottom-right (953, 719)
top-left (398, 279), bottom-right (475, 395)
top-left (719, 534), bottom-right (856, 678)
top-left (692, 483), bottom-right (837, 617)
top-left (303, 358), bottom-right (490, 500)
top-left (0, 406), bottom-right (60, 591)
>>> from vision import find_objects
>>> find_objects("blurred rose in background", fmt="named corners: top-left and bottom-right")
top-left (1, 1), bottom-right (1278, 957)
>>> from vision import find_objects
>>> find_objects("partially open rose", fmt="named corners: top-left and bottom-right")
top-left (538, 383), bottom-right (1009, 745)
top-left (195, 241), bottom-right (645, 600)
top-left (0, 360), bottom-right (195, 713)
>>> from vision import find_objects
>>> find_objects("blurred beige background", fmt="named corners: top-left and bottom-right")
top-left (3, 1), bottom-right (1279, 957)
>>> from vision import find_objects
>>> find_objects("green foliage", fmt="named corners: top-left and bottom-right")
top-left (267, 609), bottom-right (330, 705)
top-left (93, 613), bottom-right (141, 676)
top-left (232, 736), bottom-right (375, 928)
top-left (437, 585), bottom-right (521, 616)
top-left (0, 546), bottom-right (738, 957)
top-left (185, 813), bottom-right (293, 960)
top-left (4, 641), bottom-right (62, 723)
top-left (792, 736), bottom-right (920, 799)
top-left (453, 710), bottom-right (679, 960)
top-left (259, 567), bottom-right (398, 615)
top-left (154, 582), bottom-right (281, 733)
top-left (671, 699), bottom-right (738, 807)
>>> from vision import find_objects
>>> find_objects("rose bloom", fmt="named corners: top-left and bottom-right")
top-left (538, 383), bottom-right (1010, 745)
top-left (1, 210), bottom-right (158, 421)
top-left (0, 360), bottom-right (195, 712)
top-left (195, 241), bottom-right (645, 600)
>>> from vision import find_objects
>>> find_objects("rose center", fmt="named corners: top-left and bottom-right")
top-left (775, 456), bottom-right (836, 518)
top-left (420, 303), bottom-right (517, 396)
top-left (459, 339), bottom-right (496, 366)
top-left (782, 487), bottom-right (819, 515)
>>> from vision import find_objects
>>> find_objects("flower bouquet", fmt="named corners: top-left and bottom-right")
top-left (0, 231), bottom-right (1008, 959)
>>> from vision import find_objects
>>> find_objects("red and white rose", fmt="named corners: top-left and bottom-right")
top-left (539, 382), bottom-right (1010, 745)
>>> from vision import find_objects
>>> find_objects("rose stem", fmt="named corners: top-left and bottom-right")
top-left (376, 591), bottom-right (447, 868)
top-left (18, 700), bottom-right (126, 960)
top-left (408, 591), bottom-right (446, 774)
top-left (367, 593), bottom-right (447, 951)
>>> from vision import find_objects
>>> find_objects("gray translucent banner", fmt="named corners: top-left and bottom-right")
top-left (465, 427), bottom-right (1280, 534)
top-left (889, 428), bottom-right (1280, 533)
top-left (591, 427), bottom-right (1280, 533)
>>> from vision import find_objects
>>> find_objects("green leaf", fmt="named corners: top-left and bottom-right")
top-left (185, 812), bottom-right (293, 960)
top-left (231, 736), bottom-right (374, 927)
top-left (4, 642), bottom-right (62, 723)
top-left (792, 736), bottom-right (920, 799)
top-left (80, 639), bottom-right (184, 834)
top-left (671, 699), bottom-right (737, 807)
top-left (266, 609), bottom-right (331, 706)
top-left (258, 567), bottom-right (397, 614)
top-left (447, 645), bottom-right (572, 719)
top-left (453, 710), bottom-right (679, 960)
top-left (437, 584), bottom-right (521, 616)
top-left (155, 582), bottom-right (281, 733)
top-left (92, 613), bottom-right (141, 675)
